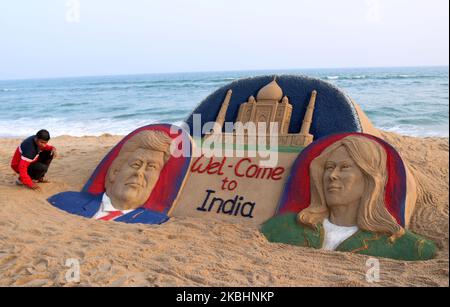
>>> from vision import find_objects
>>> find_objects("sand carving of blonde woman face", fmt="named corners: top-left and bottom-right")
top-left (105, 130), bottom-right (173, 211)
top-left (323, 146), bottom-right (365, 226)
top-left (298, 135), bottom-right (404, 239)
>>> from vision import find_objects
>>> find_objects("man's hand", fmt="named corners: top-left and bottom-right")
top-left (30, 184), bottom-right (42, 192)
top-left (51, 148), bottom-right (57, 158)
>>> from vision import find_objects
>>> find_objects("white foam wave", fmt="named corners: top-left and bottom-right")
top-left (0, 117), bottom-right (446, 139)
top-left (0, 117), bottom-right (162, 138)
top-left (380, 124), bottom-right (449, 137)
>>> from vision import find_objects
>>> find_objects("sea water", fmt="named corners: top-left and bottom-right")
top-left (0, 66), bottom-right (448, 138)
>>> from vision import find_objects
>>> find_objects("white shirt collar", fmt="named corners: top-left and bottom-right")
top-left (101, 193), bottom-right (118, 212)
top-left (323, 218), bottom-right (359, 232)
top-left (322, 218), bottom-right (359, 251)
top-left (92, 193), bottom-right (133, 220)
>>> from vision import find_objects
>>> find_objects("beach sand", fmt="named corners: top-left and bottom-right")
top-left (0, 132), bottom-right (448, 287)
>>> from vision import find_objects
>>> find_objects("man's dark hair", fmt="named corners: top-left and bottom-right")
top-left (36, 129), bottom-right (50, 141)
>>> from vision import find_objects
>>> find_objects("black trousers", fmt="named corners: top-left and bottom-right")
top-left (28, 150), bottom-right (54, 180)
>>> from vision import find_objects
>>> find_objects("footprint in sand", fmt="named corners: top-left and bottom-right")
top-left (0, 254), bottom-right (18, 268)
top-left (13, 275), bottom-right (52, 287)
top-left (33, 259), bottom-right (49, 272)
top-left (98, 261), bottom-right (113, 272)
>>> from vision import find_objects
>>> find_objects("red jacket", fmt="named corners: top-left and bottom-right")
top-left (11, 135), bottom-right (54, 188)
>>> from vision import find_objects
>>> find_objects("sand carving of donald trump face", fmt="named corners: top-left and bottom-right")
top-left (104, 130), bottom-right (173, 211)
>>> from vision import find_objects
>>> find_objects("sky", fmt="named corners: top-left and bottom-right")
top-left (0, 0), bottom-right (448, 80)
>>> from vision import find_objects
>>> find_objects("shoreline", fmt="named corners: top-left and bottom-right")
top-left (1, 131), bottom-right (449, 141)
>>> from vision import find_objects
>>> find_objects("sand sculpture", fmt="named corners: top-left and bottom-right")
top-left (48, 124), bottom-right (192, 224)
top-left (261, 133), bottom-right (436, 261)
top-left (171, 78), bottom-right (320, 224)
top-left (104, 130), bottom-right (172, 211)
top-left (206, 78), bottom-right (318, 147)
top-left (45, 75), bottom-right (437, 261)
top-left (172, 76), bottom-right (382, 224)
top-left (185, 75), bottom-right (382, 139)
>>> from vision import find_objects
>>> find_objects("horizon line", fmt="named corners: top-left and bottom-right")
top-left (1, 64), bottom-right (448, 82)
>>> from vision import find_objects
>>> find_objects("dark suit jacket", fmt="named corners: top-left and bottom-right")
top-left (48, 191), bottom-right (169, 224)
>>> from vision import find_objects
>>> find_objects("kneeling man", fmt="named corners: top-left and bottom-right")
top-left (11, 129), bottom-right (57, 191)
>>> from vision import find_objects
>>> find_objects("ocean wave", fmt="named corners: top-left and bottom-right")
top-left (206, 78), bottom-right (236, 83)
top-left (54, 83), bottom-right (206, 92)
top-left (0, 115), bottom-right (447, 139)
top-left (325, 75), bottom-right (368, 80)
top-left (323, 74), bottom-right (442, 82)
top-left (59, 102), bottom-right (89, 107)
top-left (86, 80), bottom-right (153, 86)
top-left (0, 117), bottom-right (162, 138)
top-left (0, 68), bottom-right (447, 138)
top-left (348, 75), bottom-right (367, 79)
top-left (99, 106), bottom-right (129, 112)
top-left (109, 108), bottom-right (187, 120)
top-left (380, 124), bottom-right (449, 137)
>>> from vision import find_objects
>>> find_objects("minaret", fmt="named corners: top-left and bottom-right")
top-left (214, 89), bottom-right (233, 133)
top-left (297, 90), bottom-right (317, 146)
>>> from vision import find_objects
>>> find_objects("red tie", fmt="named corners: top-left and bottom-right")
top-left (99, 211), bottom-right (123, 221)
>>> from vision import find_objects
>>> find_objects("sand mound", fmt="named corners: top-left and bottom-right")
top-left (0, 133), bottom-right (448, 286)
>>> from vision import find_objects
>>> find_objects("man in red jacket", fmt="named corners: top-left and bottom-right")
top-left (11, 129), bottom-right (57, 191)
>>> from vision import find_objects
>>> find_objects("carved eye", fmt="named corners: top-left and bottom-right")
top-left (131, 161), bottom-right (142, 169)
top-left (341, 164), bottom-right (351, 170)
top-left (325, 165), bottom-right (335, 171)
top-left (146, 163), bottom-right (158, 171)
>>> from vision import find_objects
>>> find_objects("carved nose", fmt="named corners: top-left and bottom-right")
top-left (329, 168), bottom-right (340, 180)
top-left (135, 165), bottom-right (145, 179)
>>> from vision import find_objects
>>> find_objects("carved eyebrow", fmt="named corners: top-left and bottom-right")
top-left (130, 153), bottom-right (164, 167)
top-left (145, 159), bottom-right (163, 168)
top-left (327, 159), bottom-right (353, 165)
top-left (324, 161), bottom-right (335, 168)
top-left (146, 157), bottom-right (162, 164)
top-left (338, 160), bottom-right (354, 165)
